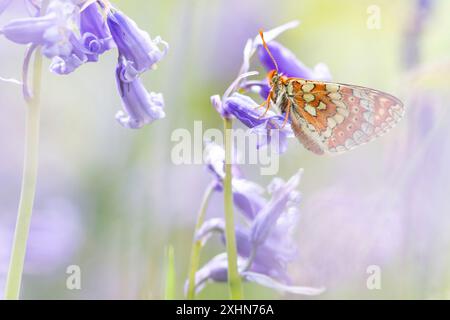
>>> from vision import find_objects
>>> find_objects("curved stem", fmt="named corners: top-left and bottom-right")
top-left (4, 45), bottom-right (44, 302)
top-left (223, 118), bottom-right (243, 300)
top-left (186, 182), bottom-right (215, 299)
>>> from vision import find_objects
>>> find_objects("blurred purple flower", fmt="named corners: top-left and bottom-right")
top-left (0, 199), bottom-right (84, 296)
top-left (0, 0), bottom-right (13, 15)
top-left (191, 169), bottom-right (324, 295)
top-left (0, 0), bottom-right (79, 47)
top-left (403, 0), bottom-right (434, 68)
top-left (115, 56), bottom-right (165, 129)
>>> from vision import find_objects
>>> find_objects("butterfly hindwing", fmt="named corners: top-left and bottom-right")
top-left (287, 79), bottom-right (404, 154)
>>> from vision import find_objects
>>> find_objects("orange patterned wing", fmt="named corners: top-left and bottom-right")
top-left (287, 79), bottom-right (404, 154)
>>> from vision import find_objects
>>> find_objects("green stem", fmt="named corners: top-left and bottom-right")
top-left (223, 118), bottom-right (243, 300)
top-left (186, 182), bottom-right (215, 299)
top-left (3, 49), bottom-right (44, 301)
top-left (164, 245), bottom-right (176, 300)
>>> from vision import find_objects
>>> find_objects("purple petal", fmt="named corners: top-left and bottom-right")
top-left (107, 9), bottom-right (168, 79)
top-left (115, 58), bottom-right (165, 129)
top-left (242, 272), bottom-right (325, 295)
top-left (250, 170), bottom-right (302, 247)
top-left (258, 41), bottom-right (331, 80)
top-left (0, 0), bottom-right (12, 15)
top-left (80, 2), bottom-right (114, 61)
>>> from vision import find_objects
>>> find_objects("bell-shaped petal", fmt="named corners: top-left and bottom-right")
top-left (115, 58), bottom-right (165, 129)
top-left (224, 93), bottom-right (293, 153)
top-left (80, 2), bottom-right (114, 61)
top-left (107, 8), bottom-right (168, 80)
top-left (258, 40), bottom-right (332, 80)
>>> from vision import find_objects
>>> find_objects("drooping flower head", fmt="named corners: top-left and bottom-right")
top-left (106, 7), bottom-right (168, 81)
top-left (0, 0), bottom-right (168, 129)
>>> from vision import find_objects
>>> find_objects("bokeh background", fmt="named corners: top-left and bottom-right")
top-left (1, 0), bottom-right (450, 299)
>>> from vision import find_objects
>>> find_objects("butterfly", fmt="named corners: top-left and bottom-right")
top-left (259, 31), bottom-right (404, 155)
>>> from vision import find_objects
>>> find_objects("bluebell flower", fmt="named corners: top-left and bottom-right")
top-left (224, 93), bottom-right (293, 154)
top-left (107, 7), bottom-right (168, 81)
top-left (0, 0), bottom-right (168, 129)
top-left (258, 41), bottom-right (331, 80)
top-left (115, 57), bottom-right (165, 129)
top-left (191, 170), bottom-right (325, 295)
top-left (48, 2), bottom-right (115, 74)
top-left (80, 2), bottom-right (114, 61)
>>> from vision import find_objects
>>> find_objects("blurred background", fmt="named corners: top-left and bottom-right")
top-left (1, 0), bottom-right (449, 299)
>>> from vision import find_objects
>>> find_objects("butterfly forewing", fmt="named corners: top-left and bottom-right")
top-left (286, 79), bottom-right (404, 154)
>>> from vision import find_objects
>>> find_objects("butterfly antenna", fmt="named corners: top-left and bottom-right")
top-left (259, 29), bottom-right (278, 72)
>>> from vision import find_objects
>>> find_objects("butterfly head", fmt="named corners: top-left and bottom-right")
top-left (259, 30), bottom-right (288, 100)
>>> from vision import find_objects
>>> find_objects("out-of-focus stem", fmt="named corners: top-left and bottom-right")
top-left (4, 50), bottom-right (43, 300)
top-left (186, 182), bottom-right (215, 299)
top-left (223, 118), bottom-right (243, 300)
top-left (4, 0), bottom-right (48, 301)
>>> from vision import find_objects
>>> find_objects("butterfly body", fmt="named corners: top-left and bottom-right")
top-left (268, 72), bottom-right (404, 155)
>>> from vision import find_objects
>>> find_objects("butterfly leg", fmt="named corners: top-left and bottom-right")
top-left (257, 91), bottom-right (273, 120)
top-left (281, 99), bottom-right (291, 128)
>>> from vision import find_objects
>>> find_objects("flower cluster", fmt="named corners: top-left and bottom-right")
top-left (185, 22), bottom-right (329, 297)
top-left (211, 21), bottom-right (331, 154)
top-left (189, 142), bottom-right (324, 295)
top-left (0, 0), bottom-right (168, 129)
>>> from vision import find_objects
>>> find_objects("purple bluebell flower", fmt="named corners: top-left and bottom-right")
top-left (191, 170), bottom-right (324, 295)
top-left (1, 1), bottom-right (168, 128)
top-left (79, 2), bottom-right (114, 62)
top-left (107, 8), bottom-right (168, 81)
top-left (115, 57), bottom-right (165, 129)
top-left (224, 93), bottom-right (293, 154)
top-left (48, 2), bottom-right (115, 74)
top-left (258, 41), bottom-right (331, 80)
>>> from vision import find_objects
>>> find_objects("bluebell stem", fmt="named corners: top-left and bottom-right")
top-left (186, 21), bottom-right (324, 300)
top-left (1, 0), bottom-right (168, 300)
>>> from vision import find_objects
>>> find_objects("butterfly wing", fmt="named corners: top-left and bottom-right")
top-left (287, 79), bottom-right (404, 154)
